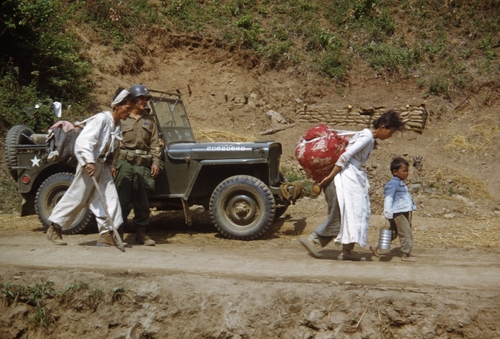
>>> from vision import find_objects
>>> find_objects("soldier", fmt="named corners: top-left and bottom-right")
top-left (113, 84), bottom-right (162, 246)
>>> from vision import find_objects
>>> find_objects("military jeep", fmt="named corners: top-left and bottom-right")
top-left (4, 90), bottom-right (301, 240)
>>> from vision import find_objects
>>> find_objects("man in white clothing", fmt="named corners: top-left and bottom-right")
top-left (46, 88), bottom-right (136, 247)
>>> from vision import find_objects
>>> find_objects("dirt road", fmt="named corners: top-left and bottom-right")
top-left (1, 229), bottom-right (499, 290)
top-left (1, 208), bottom-right (500, 339)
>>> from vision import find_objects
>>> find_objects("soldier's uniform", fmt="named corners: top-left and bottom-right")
top-left (114, 108), bottom-right (162, 245)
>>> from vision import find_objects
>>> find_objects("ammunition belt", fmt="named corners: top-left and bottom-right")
top-left (119, 149), bottom-right (152, 167)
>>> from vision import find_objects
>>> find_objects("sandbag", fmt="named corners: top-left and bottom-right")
top-left (295, 125), bottom-right (349, 182)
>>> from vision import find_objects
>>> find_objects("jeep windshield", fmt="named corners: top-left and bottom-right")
top-left (149, 91), bottom-right (196, 145)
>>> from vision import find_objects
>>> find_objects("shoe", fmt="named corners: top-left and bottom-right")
top-left (402, 255), bottom-right (418, 262)
top-left (97, 232), bottom-right (128, 248)
top-left (136, 227), bottom-right (155, 246)
top-left (46, 223), bottom-right (67, 245)
top-left (300, 237), bottom-right (322, 258)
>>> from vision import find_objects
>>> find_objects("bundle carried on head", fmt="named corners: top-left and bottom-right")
top-left (295, 125), bottom-right (350, 182)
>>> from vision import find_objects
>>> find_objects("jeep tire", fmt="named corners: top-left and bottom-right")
top-left (4, 125), bottom-right (34, 181)
top-left (209, 175), bottom-right (275, 240)
top-left (35, 172), bottom-right (95, 234)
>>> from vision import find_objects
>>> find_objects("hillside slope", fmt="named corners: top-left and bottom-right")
top-left (87, 30), bottom-right (500, 217)
top-left (1, 8), bottom-right (500, 337)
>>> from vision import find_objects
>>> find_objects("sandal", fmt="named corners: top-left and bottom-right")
top-left (401, 255), bottom-right (418, 262)
top-left (370, 245), bottom-right (381, 258)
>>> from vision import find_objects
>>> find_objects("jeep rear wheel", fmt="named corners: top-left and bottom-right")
top-left (35, 172), bottom-right (95, 234)
top-left (4, 125), bottom-right (34, 181)
top-left (209, 175), bottom-right (275, 240)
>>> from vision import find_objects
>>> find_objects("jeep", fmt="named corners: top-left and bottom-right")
top-left (4, 90), bottom-right (302, 240)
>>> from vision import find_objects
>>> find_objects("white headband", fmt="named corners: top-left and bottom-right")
top-left (111, 89), bottom-right (130, 108)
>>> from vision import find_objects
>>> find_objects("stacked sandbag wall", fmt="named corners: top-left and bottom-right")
top-left (296, 104), bottom-right (428, 133)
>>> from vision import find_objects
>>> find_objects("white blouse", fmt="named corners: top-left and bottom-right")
top-left (335, 128), bottom-right (374, 170)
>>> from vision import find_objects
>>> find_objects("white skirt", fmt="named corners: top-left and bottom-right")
top-left (334, 163), bottom-right (370, 248)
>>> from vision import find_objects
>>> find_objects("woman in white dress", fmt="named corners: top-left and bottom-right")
top-left (301, 110), bottom-right (405, 260)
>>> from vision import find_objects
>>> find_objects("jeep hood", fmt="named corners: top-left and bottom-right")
top-left (167, 141), bottom-right (281, 161)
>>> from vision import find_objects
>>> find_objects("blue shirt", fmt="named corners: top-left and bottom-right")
top-left (383, 176), bottom-right (417, 219)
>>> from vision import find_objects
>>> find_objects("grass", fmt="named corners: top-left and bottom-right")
top-left (0, 280), bottom-right (56, 328)
top-left (432, 167), bottom-right (495, 202)
top-left (145, 0), bottom-right (499, 98)
top-left (0, 279), bottom-right (131, 329)
top-left (2, 0), bottom-right (500, 135)
top-left (444, 124), bottom-right (499, 155)
top-left (146, 0), bottom-right (500, 99)
top-left (361, 42), bottom-right (422, 74)
top-left (111, 287), bottom-right (130, 302)
top-left (280, 164), bottom-right (315, 198)
top-left (0, 175), bottom-right (22, 214)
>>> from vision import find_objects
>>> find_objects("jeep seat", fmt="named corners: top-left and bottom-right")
top-left (30, 134), bottom-right (48, 144)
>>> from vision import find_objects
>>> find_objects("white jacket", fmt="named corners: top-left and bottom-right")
top-left (74, 111), bottom-right (122, 167)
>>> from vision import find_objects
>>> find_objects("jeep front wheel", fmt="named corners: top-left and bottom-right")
top-left (209, 175), bottom-right (275, 240)
top-left (35, 172), bottom-right (95, 234)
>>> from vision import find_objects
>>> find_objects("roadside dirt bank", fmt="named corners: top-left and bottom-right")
top-left (1, 206), bottom-right (500, 339)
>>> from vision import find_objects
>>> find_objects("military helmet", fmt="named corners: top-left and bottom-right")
top-left (129, 84), bottom-right (152, 99)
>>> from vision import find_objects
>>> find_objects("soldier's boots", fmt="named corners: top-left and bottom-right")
top-left (136, 227), bottom-right (155, 246)
top-left (47, 223), bottom-right (67, 246)
top-left (97, 231), bottom-right (128, 248)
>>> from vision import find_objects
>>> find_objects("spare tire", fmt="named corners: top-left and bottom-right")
top-left (4, 125), bottom-right (35, 181)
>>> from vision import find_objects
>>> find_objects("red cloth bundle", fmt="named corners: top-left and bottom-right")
top-left (295, 125), bottom-right (349, 182)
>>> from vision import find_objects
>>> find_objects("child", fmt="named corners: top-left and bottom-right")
top-left (370, 157), bottom-right (418, 262)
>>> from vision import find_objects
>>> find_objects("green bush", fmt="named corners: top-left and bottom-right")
top-left (233, 15), bottom-right (265, 49)
top-left (324, 0), bottom-right (394, 40)
top-left (265, 41), bottom-right (293, 66)
top-left (419, 74), bottom-right (450, 99)
top-left (428, 75), bottom-right (450, 99)
top-left (1, 0), bottom-right (166, 132)
top-left (79, 0), bottom-right (161, 46)
top-left (0, 0), bottom-right (92, 130)
top-left (0, 71), bottom-right (58, 131)
top-left (281, 165), bottom-right (315, 198)
top-left (317, 46), bottom-right (349, 80)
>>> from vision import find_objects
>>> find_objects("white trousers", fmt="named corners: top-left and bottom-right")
top-left (49, 162), bottom-right (123, 234)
